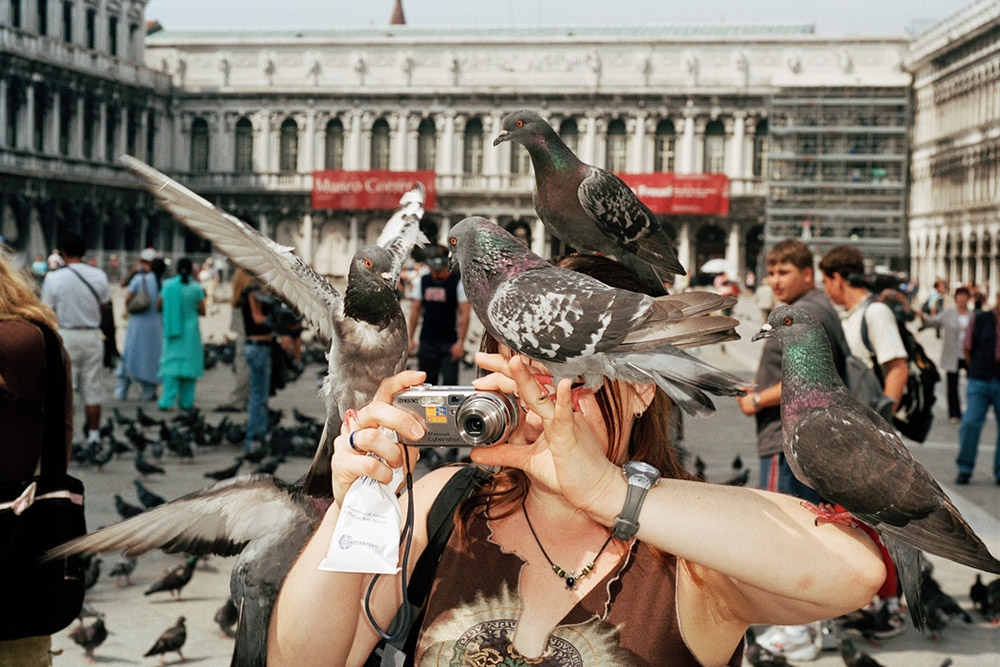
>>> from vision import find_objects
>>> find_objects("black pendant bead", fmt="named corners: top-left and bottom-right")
top-left (565, 576), bottom-right (576, 589)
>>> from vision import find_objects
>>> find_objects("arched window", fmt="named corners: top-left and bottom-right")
top-left (510, 143), bottom-right (531, 175)
top-left (703, 119), bottom-right (725, 173)
top-left (104, 105), bottom-right (117, 162)
top-left (5, 81), bottom-right (21, 149)
top-left (416, 117), bottom-right (436, 171)
top-left (234, 117), bottom-right (253, 173)
top-left (279, 117), bottom-right (298, 172)
top-left (653, 119), bottom-right (676, 173)
top-left (606, 118), bottom-right (627, 172)
top-left (189, 117), bottom-right (209, 172)
top-left (463, 117), bottom-right (483, 174)
top-left (82, 96), bottom-right (95, 158)
top-left (559, 118), bottom-right (579, 154)
top-left (126, 105), bottom-right (139, 156)
top-left (58, 93), bottom-right (72, 156)
top-left (325, 118), bottom-right (344, 169)
top-left (370, 117), bottom-right (390, 170)
top-left (32, 83), bottom-right (46, 152)
top-left (752, 119), bottom-right (769, 178)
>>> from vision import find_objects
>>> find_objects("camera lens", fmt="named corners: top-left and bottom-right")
top-left (464, 415), bottom-right (485, 435)
top-left (456, 393), bottom-right (519, 446)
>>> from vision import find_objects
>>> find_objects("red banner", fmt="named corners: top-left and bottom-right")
top-left (616, 173), bottom-right (729, 216)
top-left (312, 170), bottom-right (437, 210)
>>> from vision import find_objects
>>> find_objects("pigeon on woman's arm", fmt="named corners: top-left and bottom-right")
top-left (494, 110), bottom-right (684, 294)
top-left (447, 217), bottom-right (744, 415)
top-left (753, 304), bottom-right (1000, 630)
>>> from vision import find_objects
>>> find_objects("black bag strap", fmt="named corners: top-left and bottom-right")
top-left (65, 266), bottom-right (106, 315)
top-left (376, 465), bottom-right (492, 664)
top-left (858, 299), bottom-right (884, 384)
top-left (31, 320), bottom-right (70, 480)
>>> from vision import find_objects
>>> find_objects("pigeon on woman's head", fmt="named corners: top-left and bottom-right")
top-left (447, 216), bottom-right (744, 415)
top-left (752, 302), bottom-right (1000, 633)
top-left (491, 109), bottom-right (684, 295)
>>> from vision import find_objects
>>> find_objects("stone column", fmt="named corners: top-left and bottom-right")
top-left (136, 106), bottom-right (148, 161)
top-left (693, 118), bottom-right (707, 173)
top-left (0, 80), bottom-right (7, 148)
top-left (629, 112), bottom-right (646, 173)
top-left (581, 112), bottom-right (597, 164)
top-left (961, 232), bottom-right (971, 283)
top-left (302, 111), bottom-right (316, 173)
top-left (23, 84), bottom-right (35, 151)
top-left (360, 113), bottom-right (373, 170)
top-left (301, 212), bottom-right (314, 265)
top-left (679, 114), bottom-right (695, 174)
top-left (439, 215), bottom-right (452, 245)
top-left (347, 110), bottom-right (363, 170)
top-left (253, 110), bottom-right (270, 173)
top-left (677, 221), bottom-right (692, 274)
top-left (728, 113), bottom-right (745, 180)
top-left (349, 215), bottom-right (360, 256)
top-left (975, 228), bottom-right (986, 286)
top-left (47, 89), bottom-right (60, 154)
top-left (258, 212), bottom-right (269, 239)
top-left (438, 111), bottom-right (456, 185)
top-left (726, 221), bottom-right (741, 277)
top-left (530, 217), bottom-right (546, 256)
top-left (485, 111), bottom-right (502, 188)
top-left (989, 227), bottom-right (1000, 296)
top-left (96, 101), bottom-right (108, 161)
top-left (390, 110), bottom-right (407, 171)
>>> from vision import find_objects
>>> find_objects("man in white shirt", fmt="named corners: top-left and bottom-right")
top-left (819, 245), bottom-right (909, 410)
top-left (41, 232), bottom-right (111, 445)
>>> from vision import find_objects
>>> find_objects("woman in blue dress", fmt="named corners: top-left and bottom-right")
top-left (157, 257), bottom-right (206, 410)
top-left (115, 249), bottom-right (162, 401)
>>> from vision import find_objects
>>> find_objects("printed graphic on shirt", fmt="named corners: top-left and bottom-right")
top-left (424, 286), bottom-right (449, 303)
top-left (417, 583), bottom-right (629, 666)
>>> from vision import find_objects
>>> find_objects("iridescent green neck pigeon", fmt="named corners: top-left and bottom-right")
top-left (121, 156), bottom-right (427, 498)
top-left (494, 110), bottom-right (684, 296)
top-left (754, 304), bottom-right (1000, 631)
top-left (447, 217), bottom-right (743, 415)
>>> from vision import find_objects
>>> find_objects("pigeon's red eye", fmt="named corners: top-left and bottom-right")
top-left (449, 237), bottom-right (457, 246)
top-left (515, 119), bottom-right (523, 127)
top-left (364, 258), bottom-right (373, 268)
top-left (782, 317), bottom-right (793, 326)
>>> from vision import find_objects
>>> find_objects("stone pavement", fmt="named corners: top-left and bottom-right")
top-left (51, 291), bottom-right (999, 666)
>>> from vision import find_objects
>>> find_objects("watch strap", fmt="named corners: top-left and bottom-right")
top-left (611, 482), bottom-right (650, 541)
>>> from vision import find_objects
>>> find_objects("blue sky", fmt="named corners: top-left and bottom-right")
top-left (146, 0), bottom-right (974, 36)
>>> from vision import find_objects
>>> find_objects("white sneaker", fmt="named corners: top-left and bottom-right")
top-left (755, 624), bottom-right (820, 661)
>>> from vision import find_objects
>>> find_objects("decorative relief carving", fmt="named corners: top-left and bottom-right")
top-left (837, 48), bottom-right (853, 74)
top-left (683, 50), bottom-right (699, 85)
top-left (783, 49), bottom-right (801, 74)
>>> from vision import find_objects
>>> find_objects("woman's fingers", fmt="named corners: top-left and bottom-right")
top-left (508, 356), bottom-right (554, 419)
top-left (372, 369), bottom-right (427, 404)
top-left (469, 442), bottom-right (530, 469)
top-left (354, 400), bottom-right (427, 443)
top-left (471, 371), bottom-right (518, 395)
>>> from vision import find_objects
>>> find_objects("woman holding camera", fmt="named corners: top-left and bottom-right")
top-left (268, 258), bottom-right (885, 666)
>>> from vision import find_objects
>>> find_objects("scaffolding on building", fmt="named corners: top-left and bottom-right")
top-left (765, 88), bottom-right (910, 268)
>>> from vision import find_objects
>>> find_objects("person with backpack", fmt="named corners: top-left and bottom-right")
top-left (956, 297), bottom-right (1000, 486)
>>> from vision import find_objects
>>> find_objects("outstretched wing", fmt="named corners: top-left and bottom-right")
top-left (375, 182), bottom-right (428, 286)
top-left (46, 475), bottom-right (311, 559)
top-left (121, 156), bottom-right (341, 347)
top-left (578, 168), bottom-right (685, 276)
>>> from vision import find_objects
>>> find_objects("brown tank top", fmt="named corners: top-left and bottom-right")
top-left (415, 513), bottom-right (744, 666)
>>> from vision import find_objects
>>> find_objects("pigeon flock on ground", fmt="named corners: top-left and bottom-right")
top-left (43, 115), bottom-right (1000, 666)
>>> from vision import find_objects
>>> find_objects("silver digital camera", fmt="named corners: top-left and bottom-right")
top-left (392, 385), bottom-right (519, 447)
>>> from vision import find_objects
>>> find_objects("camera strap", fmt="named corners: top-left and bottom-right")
top-left (368, 464), bottom-right (492, 666)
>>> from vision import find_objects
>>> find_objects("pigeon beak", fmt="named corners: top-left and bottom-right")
top-left (448, 252), bottom-right (458, 272)
top-left (380, 271), bottom-right (393, 282)
top-left (493, 130), bottom-right (510, 147)
top-left (751, 323), bottom-right (773, 342)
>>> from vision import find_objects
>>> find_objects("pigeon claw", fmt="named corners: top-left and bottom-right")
top-left (343, 408), bottom-right (360, 429)
top-left (800, 501), bottom-right (859, 528)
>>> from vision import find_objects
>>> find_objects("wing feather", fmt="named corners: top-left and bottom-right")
top-left (121, 156), bottom-right (340, 347)
top-left (46, 475), bottom-right (309, 559)
top-left (375, 182), bottom-right (428, 286)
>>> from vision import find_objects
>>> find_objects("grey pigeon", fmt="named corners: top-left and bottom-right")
top-left (145, 555), bottom-right (198, 599)
top-left (144, 616), bottom-right (186, 662)
top-left (753, 304), bottom-right (1000, 630)
top-left (69, 616), bottom-right (107, 662)
top-left (838, 636), bottom-right (884, 667)
top-left (121, 156), bottom-right (425, 498)
top-left (47, 474), bottom-right (326, 667)
top-left (446, 217), bottom-right (744, 415)
top-left (215, 597), bottom-right (239, 638)
top-left (109, 557), bottom-right (137, 586)
top-left (134, 479), bottom-right (166, 509)
top-left (494, 110), bottom-right (684, 295)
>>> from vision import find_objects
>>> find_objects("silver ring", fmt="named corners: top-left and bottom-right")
top-left (349, 430), bottom-right (362, 453)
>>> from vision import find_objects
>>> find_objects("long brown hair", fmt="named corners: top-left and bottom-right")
top-left (457, 254), bottom-right (695, 546)
top-left (0, 249), bottom-right (58, 330)
top-left (230, 269), bottom-right (255, 306)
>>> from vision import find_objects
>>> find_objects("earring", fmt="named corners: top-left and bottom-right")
top-left (634, 410), bottom-right (645, 419)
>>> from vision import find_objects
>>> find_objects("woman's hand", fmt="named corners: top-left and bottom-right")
top-left (330, 370), bottom-right (427, 503)
top-left (470, 353), bottom-right (620, 517)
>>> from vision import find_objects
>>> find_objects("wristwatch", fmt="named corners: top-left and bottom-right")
top-left (611, 461), bottom-right (661, 541)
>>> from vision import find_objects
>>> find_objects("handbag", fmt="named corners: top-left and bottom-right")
top-left (126, 273), bottom-right (152, 314)
top-left (0, 321), bottom-right (87, 640)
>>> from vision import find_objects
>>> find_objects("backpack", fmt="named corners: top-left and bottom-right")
top-left (843, 354), bottom-right (896, 424)
top-left (365, 465), bottom-right (492, 667)
top-left (860, 302), bottom-right (940, 443)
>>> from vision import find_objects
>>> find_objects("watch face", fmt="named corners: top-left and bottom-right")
top-left (624, 461), bottom-right (659, 488)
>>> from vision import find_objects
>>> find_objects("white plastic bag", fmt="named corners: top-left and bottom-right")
top-left (319, 437), bottom-right (406, 574)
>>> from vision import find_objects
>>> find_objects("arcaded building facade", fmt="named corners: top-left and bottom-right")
top-left (908, 0), bottom-right (1000, 296)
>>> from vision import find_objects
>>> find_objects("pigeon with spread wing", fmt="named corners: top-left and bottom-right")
top-left (121, 156), bottom-right (426, 497)
top-left (48, 475), bottom-right (325, 667)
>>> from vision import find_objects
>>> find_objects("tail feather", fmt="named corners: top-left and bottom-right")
top-left (883, 537), bottom-right (926, 632)
top-left (875, 506), bottom-right (1000, 574)
top-left (634, 234), bottom-right (686, 276)
top-left (621, 314), bottom-right (739, 350)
